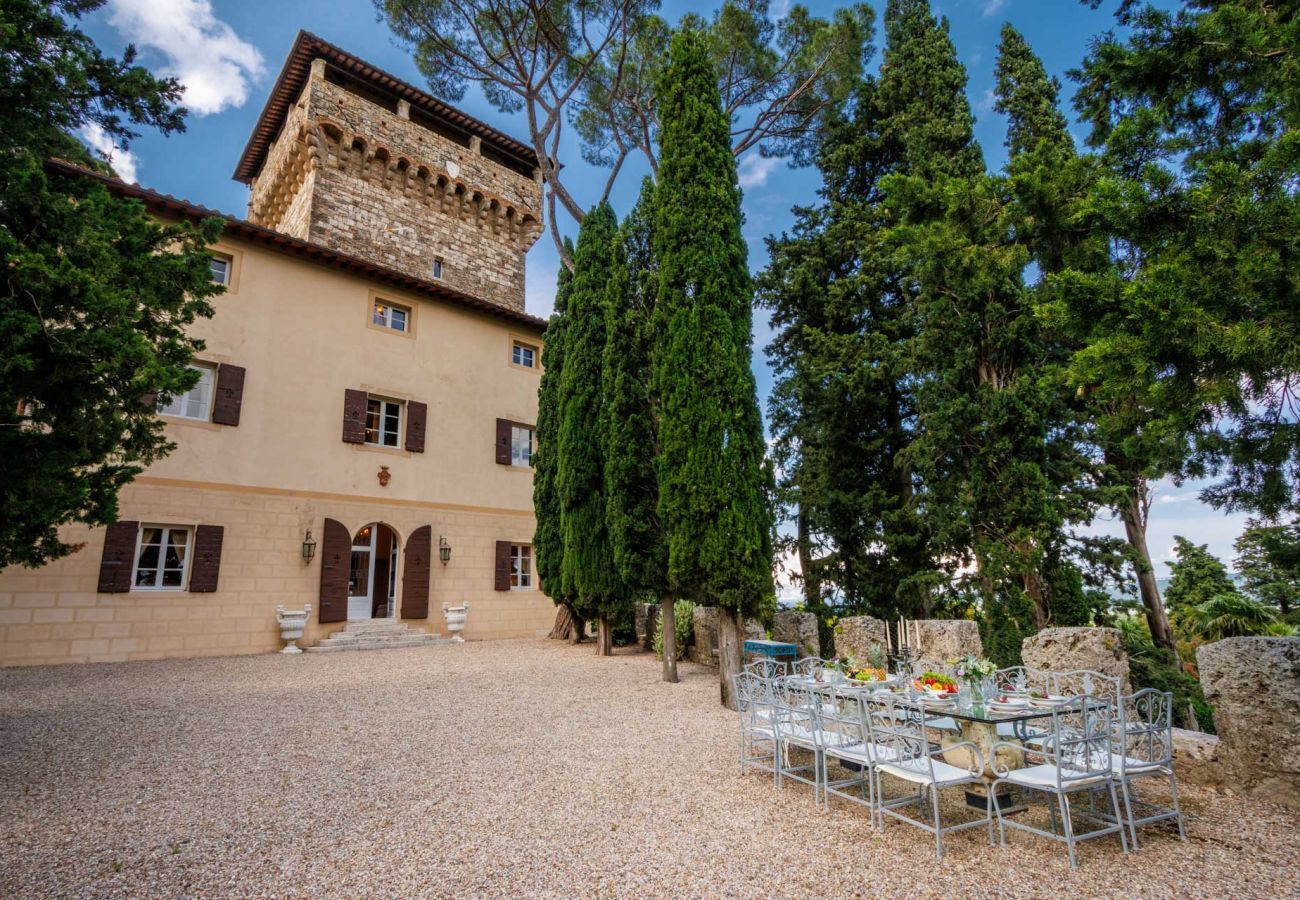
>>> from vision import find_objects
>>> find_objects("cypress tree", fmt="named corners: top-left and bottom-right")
top-left (653, 29), bottom-right (773, 700)
top-left (994, 24), bottom-right (1071, 160)
top-left (760, 0), bottom-right (983, 625)
top-left (603, 179), bottom-right (664, 601)
top-left (557, 203), bottom-right (624, 655)
top-left (533, 240), bottom-right (583, 640)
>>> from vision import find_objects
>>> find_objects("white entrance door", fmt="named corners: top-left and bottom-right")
top-left (347, 524), bottom-right (399, 620)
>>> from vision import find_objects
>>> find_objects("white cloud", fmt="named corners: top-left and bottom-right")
top-left (981, 0), bottom-right (1009, 17)
top-left (738, 154), bottom-right (781, 190)
top-left (105, 0), bottom-right (265, 116)
top-left (80, 123), bottom-right (139, 183)
top-left (976, 87), bottom-right (997, 113)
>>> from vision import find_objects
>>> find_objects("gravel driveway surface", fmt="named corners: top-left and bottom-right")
top-left (2, 639), bottom-right (1297, 898)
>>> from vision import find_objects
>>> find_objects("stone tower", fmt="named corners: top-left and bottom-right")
top-left (235, 32), bottom-right (544, 312)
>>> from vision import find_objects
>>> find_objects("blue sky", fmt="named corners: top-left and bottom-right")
top-left (77, 0), bottom-right (1249, 578)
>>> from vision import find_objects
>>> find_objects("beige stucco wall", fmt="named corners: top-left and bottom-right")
top-left (0, 233), bottom-right (551, 667)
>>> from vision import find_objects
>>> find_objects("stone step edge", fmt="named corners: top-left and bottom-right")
top-left (305, 637), bottom-right (455, 653)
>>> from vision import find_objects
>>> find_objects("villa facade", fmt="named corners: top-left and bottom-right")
top-left (0, 33), bottom-right (554, 666)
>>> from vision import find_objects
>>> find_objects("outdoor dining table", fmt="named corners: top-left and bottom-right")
top-left (790, 677), bottom-right (1061, 811)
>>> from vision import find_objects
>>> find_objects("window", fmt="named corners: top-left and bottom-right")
top-left (512, 340), bottom-right (537, 369)
top-left (511, 544), bottom-right (533, 589)
top-left (432, 257), bottom-right (444, 280)
top-left (365, 397), bottom-right (402, 447)
top-left (210, 254), bottom-right (231, 285)
top-left (133, 525), bottom-right (191, 590)
top-left (372, 300), bottom-right (410, 333)
top-left (510, 425), bottom-right (533, 467)
top-left (159, 364), bottom-right (215, 421)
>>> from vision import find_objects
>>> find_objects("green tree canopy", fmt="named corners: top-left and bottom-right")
top-left (0, 0), bottom-right (222, 568)
top-left (653, 27), bottom-right (773, 698)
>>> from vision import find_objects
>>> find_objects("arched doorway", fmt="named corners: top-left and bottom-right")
top-left (347, 523), bottom-right (399, 620)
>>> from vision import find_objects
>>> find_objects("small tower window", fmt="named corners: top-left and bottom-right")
top-left (432, 257), bottom-right (444, 280)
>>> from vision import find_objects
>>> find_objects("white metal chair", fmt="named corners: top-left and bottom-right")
top-left (872, 696), bottom-right (992, 858)
top-left (773, 679), bottom-right (826, 803)
top-left (732, 671), bottom-right (779, 784)
top-left (819, 687), bottom-right (895, 825)
top-left (1111, 688), bottom-right (1187, 848)
top-left (989, 696), bottom-right (1129, 868)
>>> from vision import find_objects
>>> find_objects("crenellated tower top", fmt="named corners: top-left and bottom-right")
top-left (235, 32), bottom-right (543, 312)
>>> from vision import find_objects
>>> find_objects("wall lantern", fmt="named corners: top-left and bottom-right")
top-left (301, 528), bottom-right (317, 563)
top-left (439, 536), bottom-right (452, 566)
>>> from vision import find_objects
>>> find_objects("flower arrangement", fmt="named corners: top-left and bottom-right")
top-left (949, 655), bottom-right (997, 681)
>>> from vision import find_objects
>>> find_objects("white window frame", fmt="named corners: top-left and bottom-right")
top-left (510, 425), bottom-right (533, 468)
top-left (511, 341), bottom-right (537, 369)
top-left (132, 525), bottom-right (193, 592)
top-left (510, 543), bottom-right (533, 590)
top-left (210, 254), bottom-right (232, 286)
top-left (372, 300), bottom-right (410, 333)
top-left (158, 363), bottom-right (216, 421)
top-left (365, 397), bottom-right (403, 448)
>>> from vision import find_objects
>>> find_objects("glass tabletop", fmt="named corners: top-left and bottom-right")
top-left (787, 676), bottom-right (1065, 725)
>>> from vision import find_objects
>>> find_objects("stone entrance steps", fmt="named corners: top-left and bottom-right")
top-left (306, 620), bottom-right (454, 653)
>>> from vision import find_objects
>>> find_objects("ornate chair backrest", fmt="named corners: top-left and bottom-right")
top-left (793, 656), bottom-right (829, 678)
top-left (995, 665), bottom-right (1052, 697)
top-left (820, 686), bottom-right (870, 751)
top-left (745, 658), bottom-right (782, 682)
top-left (1039, 695), bottom-right (1115, 789)
top-left (1050, 669), bottom-right (1123, 709)
top-left (1113, 688), bottom-right (1174, 774)
top-left (868, 695), bottom-right (935, 780)
top-left (773, 678), bottom-right (822, 741)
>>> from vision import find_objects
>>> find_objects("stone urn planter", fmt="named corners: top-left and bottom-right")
top-left (442, 601), bottom-right (469, 642)
top-left (275, 604), bottom-right (311, 654)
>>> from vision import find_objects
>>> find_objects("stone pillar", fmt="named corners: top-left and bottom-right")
top-left (1198, 637), bottom-right (1300, 809)
top-left (773, 611), bottom-right (820, 659)
top-left (309, 58), bottom-right (326, 80)
top-left (691, 605), bottom-right (719, 668)
top-left (396, 99), bottom-right (411, 120)
top-left (834, 616), bottom-right (887, 663)
top-left (1021, 627), bottom-right (1132, 693)
top-left (913, 620), bottom-right (984, 672)
top-left (469, 135), bottom-right (482, 155)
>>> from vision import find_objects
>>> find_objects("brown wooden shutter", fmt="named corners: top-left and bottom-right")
top-left (188, 525), bottom-right (224, 592)
top-left (494, 540), bottom-right (512, 591)
top-left (405, 401), bottom-right (427, 453)
top-left (401, 525), bottom-right (432, 619)
top-left (97, 521), bottom-right (139, 593)
top-left (495, 418), bottom-right (512, 465)
top-left (211, 364), bottom-right (245, 426)
top-left (318, 518), bottom-right (351, 623)
top-left (342, 389), bottom-right (368, 443)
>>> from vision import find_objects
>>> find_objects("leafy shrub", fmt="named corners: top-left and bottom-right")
top-left (653, 600), bottom-right (695, 661)
top-left (1116, 613), bottom-right (1215, 734)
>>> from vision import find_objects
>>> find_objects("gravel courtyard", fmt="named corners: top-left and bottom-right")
top-left (2, 640), bottom-right (1297, 899)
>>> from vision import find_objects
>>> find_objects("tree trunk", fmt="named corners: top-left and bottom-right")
top-left (596, 616), bottom-right (612, 656)
top-left (1119, 477), bottom-right (1177, 654)
top-left (1022, 569), bottom-right (1048, 631)
top-left (660, 595), bottom-right (679, 683)
top-left (718, 606), bottom-right (742, 710)
top-left (548, 605), bottom-right (574, 640)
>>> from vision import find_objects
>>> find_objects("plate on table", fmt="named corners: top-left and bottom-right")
top-left (987, 699), bottom-right (1028, 713)
top-left (1028, 695), bottom-right (1068, 709)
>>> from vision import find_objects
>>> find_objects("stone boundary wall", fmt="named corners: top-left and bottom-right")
top-left (1198, 637), bottom-right (1300, 809)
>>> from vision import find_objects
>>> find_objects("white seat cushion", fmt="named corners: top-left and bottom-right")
top-left (1110, 754), bottom-right (1164, 775)
top-left (1004, 764), bottom-right (1109, 789)
top-left (878, 757), bottom-right (976, 787)
top-left (825, 741), bottom-right (897, 766)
